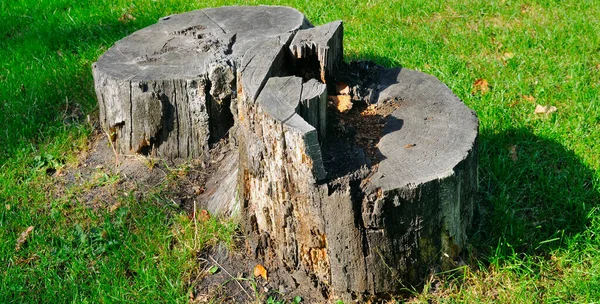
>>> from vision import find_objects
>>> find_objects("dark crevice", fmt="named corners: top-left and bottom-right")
top-left (206, 79), bottom-right (235, 145)
top-left (292, 44), bottom-right (323, 83)
top-left (173, 79), bottom-right (180, 157)
top-left (153, 88), bottom-right (175, 154)
top-left (129, 81), bottom-right (133, 152)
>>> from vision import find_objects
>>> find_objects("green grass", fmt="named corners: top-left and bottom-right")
top-left (1, 0), bottom-right (599, 303)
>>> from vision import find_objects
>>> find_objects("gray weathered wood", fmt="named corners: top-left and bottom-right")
top-left (322, 68), bottom-right (478, 297)
top-left (290, 21), bottom-right (344, 82)
top-left (300, 79), bottom-right (327, 140)
top-left (94, 6), bottom-right (478, 302)
top-left (93, 6), bottom-right (310, 159)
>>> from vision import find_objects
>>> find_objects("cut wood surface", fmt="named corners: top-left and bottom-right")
top-left (93, 6), bottom-right (478, 302)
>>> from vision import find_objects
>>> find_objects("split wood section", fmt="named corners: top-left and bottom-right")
top-left (92, 6), bottom-right (478, 300)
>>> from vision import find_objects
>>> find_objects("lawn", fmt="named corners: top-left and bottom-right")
top-left (1, 0), bottom-right (599, 303)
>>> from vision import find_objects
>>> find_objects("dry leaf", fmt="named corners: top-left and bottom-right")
top-left (522, 95), bottom-right (535, 102)
top-left (508, 145), bottom-right (518, 161)
top-left (109, 202), bottom-right (121, 213)
top-left (330, 95), bottom-right (353, 113)
top-left (199, 209), bottom-right (210, 222)
top-left (193, 186), bottom-right (205, 195)
top-left (335, 82), bottom-right (350, 95)
top-left (472, 78), bottom-right (490, 95)
top-left (534, 104), bottom-right (557, 114)
top-left (502, 52), bottom-right (514, 60)
top-left (119, 13), bottom-right (136, 23)
top-left (253, 264), bottom-right (268, 280)
top-left (15, 226), bottom-right (34, 251)
top-left (404, 143), bottom-right (416, 148)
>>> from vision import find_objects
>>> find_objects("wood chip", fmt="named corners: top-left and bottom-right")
top-left (329, 95), bottom-right (353, 113)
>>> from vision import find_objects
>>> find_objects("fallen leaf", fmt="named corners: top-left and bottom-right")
top-left (329, 95), bottom-right (353, 113)
top-left (15, 226), bottom-right (34, 251)
top-left (199, 209), bottom-right (210, 222)
top-left (534, 104), bottom-right (557, 114)
top-left (522, 95), bottom-right (535, 102)
top-left (253, 264), bottom-right (268, 280)
top-left (109, 202), bottom-right (121, 213)
top-left (508, 145), bottom-right (518, 161)
top-left (119, 13), bottom-right (136, 23)
top-left (5, 204), bottom-right (10, 210)
top-left (193, 186), bottom-right (205, 195)
top-left (472, 78), bottom-right (490, 95)
top-left (404, 143), bottom-right (416, 148)
top-left (335, 82), bottom-right (350, 95)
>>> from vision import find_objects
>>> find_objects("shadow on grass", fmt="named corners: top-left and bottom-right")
top-left (472, 127), bottom-right (599, 258)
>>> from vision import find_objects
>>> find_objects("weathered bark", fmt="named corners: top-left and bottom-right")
top-left (93, 6), bottom-right (478, 301)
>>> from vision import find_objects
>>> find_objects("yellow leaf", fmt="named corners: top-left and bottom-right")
top-left (253, 264), bottom-right (268, 280)
top-left (534, 104), bottom-right (557, 114)
top-left (15, 226), bottom-right (34, 252)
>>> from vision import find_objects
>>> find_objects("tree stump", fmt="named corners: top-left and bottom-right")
top-left (93, 6), bottom-right (478, 301)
